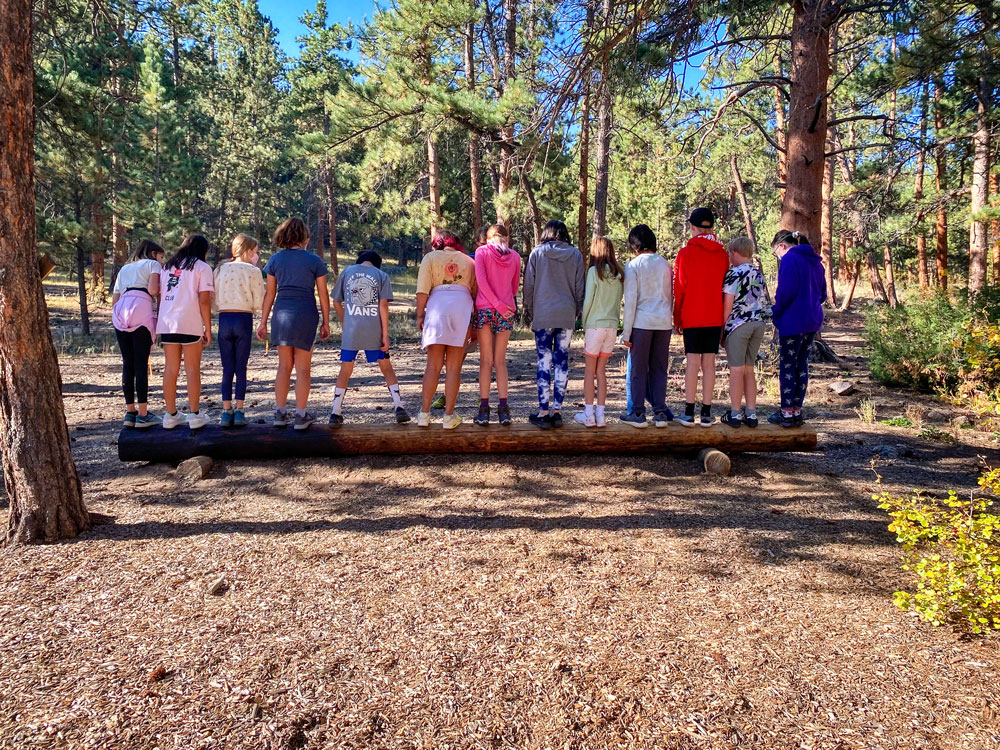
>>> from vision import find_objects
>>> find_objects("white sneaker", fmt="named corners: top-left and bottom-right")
top-left (595, 411), bottom-right (607, 428)
top-left (162, 412), bottom-right (185, 430)
top-left (442, 413), bottom-right (462, 430)
top-left (574, 412), bottom-right (596, 428)
top-left (187, 411), bottom-right (209, 430)
top-left (417, 411), bottom-right (431, 428)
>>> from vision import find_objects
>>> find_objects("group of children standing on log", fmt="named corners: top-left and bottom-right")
top-left (110, 210), bottom-right (826, 432)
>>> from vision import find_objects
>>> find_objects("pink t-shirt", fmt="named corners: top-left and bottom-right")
top-left (156, 260), bottom-right (215, 336)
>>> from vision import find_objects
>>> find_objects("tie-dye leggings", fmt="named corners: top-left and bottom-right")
top-left (534, 328), bottom-right (572, 411)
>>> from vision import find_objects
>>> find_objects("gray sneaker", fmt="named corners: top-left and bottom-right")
top-left (273, 409), bottom-right (290, 427)
top-left (134, 413), bottom-right (162, 429)
top-left (294, 412), bottom-right (318, 430)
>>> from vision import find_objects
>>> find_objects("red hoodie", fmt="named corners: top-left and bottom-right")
top-left (673, 233), bottom-right (728, 330)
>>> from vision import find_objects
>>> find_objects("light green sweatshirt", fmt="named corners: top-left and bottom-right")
top-left (581, 265), bottom-right (624, 330)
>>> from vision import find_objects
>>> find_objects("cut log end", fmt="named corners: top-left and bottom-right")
top-left (698, 448), bottom-right (731, 476)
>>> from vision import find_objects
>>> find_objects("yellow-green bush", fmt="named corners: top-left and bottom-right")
top-left (877, 469), bottom-right (1000, 634)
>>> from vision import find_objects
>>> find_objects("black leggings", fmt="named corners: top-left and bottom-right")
top-left (115, 327), bottom-right (153, 405)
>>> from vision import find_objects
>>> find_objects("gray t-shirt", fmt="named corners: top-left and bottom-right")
top-left (332, 263), bottom-right (393, 351)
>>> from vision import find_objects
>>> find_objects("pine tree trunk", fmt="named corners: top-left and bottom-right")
top-left (427, 133), bottom-right (441, 238)
top-left (590, 0), bottom-right (613, 241)
top-left (495, 0), bottom-right (518, 224)
top-left (780, 0), bottom-right (831, 244)
top-left (326, 173), bottom-right (339, 277)
top-left (991, 171), bottom-right (1000, 284)
top-left (883, 244), bottom-right (898, 307)
top-left (315, 200), bottom-right (325, 262)
top-left (933, 78), bottom-right (948, 289)
top-left (820, 134), bottom-right (837, 307)
top-left (74, 197), bottom-right (91, 337)
top-left (578, 70), bottom-right (591, 250)
top-left (866, 250), bottom-right (889, 303)
top-left (838, 235), bottom-right (849, 283)
top-left (774, 55), bottom-right (787, 202)
top-left (0, 0), bottom-right (90, 545)
top-left (914, 82), bottom-right (929, 289)
top-left (839, 259), bottom-right (862, 311)
top-left (464, 22), bottom-right (483, 234)
top-left (968, 55), bottom-right (991, 295)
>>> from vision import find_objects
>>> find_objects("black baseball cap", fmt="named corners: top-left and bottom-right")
top-left (689, 207), bottom-right (714, 229)
top-left (357, 250), bottom-right (382, 268)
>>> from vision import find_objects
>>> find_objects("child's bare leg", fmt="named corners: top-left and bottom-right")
top-left (162, 344), bottom-right (181, 414)
top-left (701, 353), bottom-right (716, 405)
top-left (182, 341), bottom-right (204, 413)
top-left (684, 354), bottom-right (699, 403)
top-left (377, 357), bottom-right (398, 387)
top-left (443, 345), bottom-right (466, 414)
top-left (596, 354), bottom-right (610, 406)
top-left (729, 364), bottom-right (745, 411)
top-left (293, 348), bottom-right (312, 410)
top-left (422, 345), bottom-right (446, 412)
top-left (583, 354), bottom-right (597, 405)
top-left (493, 330), bottom-right (511, 400)
top-left (336, 360), bottom-right (355, 389)
top-left (744, 367), bottom-right (758, 411)
top-left (275, 346), bottom-right (294, 410)
top-left (477, 327), bottom-right (494, 400)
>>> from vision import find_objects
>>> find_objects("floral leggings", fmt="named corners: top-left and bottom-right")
top-left (534, 328), bottom-right (572, 411)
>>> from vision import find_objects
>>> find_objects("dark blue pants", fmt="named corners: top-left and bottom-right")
top-left (628, 328), bottom-right (671, 418)
top-left (219, 312), bottom-right (253, 401)
top-left (779, 333), bottom-right (815, 410)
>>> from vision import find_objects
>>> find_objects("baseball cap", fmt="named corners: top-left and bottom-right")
top-left (689, 207), bottom-right (714, 229)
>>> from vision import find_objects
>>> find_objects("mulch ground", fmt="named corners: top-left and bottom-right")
top-left (1, 306), bottom-right (999, 749)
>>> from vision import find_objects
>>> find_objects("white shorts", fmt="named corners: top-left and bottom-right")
top-left (584, 327), bottom-right (616, 356)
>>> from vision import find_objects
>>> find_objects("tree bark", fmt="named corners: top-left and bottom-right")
top-left (837, 235), bottom-right (849, 283)
top-left (820, 130), bottom-right (837, 307)
top-left (883, 244), bottom-right (898, 307)
top-left (495, 0), bottom-right (518, 223)
top-left (774, 54), bottom-right (787, 202)
top-left (427, 133), bottom-right (441, 237)
top-left (779, 0), bottom-right (831, 243)
top-left (0, 0), bottom-right (89, 544)
top-left (991, 171), bottom-right (1000, 284)
top-left (968, 36), bottom-right (991, 295)
top-left (464, 22), bottom-right (483, 234)
top-left (577, 62), bottom-right (592, 247)
top-left (865, 249), bottom-right (889, 304)
top-left (839, 259), bottom-right (862, 311)
top-left (730, 155), bottom-right (758, 248)
top-left (914, 81), bottom-right (929, 289)
top-left (933, 78), bottom-right (948, 289)
top-left (326, 171), bottom-right (339, 277)
top-left (74, 196), bottom-right (91, 337)
top-left (590, 0), bottom-right (613, 241)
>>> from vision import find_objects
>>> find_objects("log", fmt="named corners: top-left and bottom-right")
top-left (698, 448), bottom-right (731, 476)
top-left (118, 422), bottom-right (818, 464)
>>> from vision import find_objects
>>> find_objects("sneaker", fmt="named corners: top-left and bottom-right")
top-left (699, 407), bottom-right (713, 428)
top-left (187, 411), bottom-right (209, 430)
top-left (595, 411), bottom-right (607, 428)
top-left (473, 406), bottom-right (491, 426)
top-left (233, 409), bottom-right (248, 427)
top-left (442, 413), bottom-right (462, 430)
top-left (273, 409), bottom-right (290, 427)
top-left (654, 410), bottom-right (674, 428)
top-left (767, 411), bottom-right (795, 428)
top-left (574, 412), bottom-right (597, 428)
top-left (793, 413), bottom-right (805, 427)
top-left (743, 412), bottom-right (759, 428)
top-left (549, 412), bottom-right (563, 428)
top-left (528, 412), bottom-right (552, 429)
top-left (677, 412), bottom-right (697, 428)
top-left (497, 405), bottom-right (512, 426)
top-left (294, 412), bottom-right (318, 430)
top-left (620, 412), bottom-right (648, 428)
top-left (721, 409), bottom-right (742, 428)
top-left (124, 412), bottom-right (137, 428)
top-left (162, 412), bottom-right (185, 430)
top-left (220, 409), bottom-right (234, 428)
top-left (395, 406), bottom-right (411, 424)
top-left (431, 394), bottom-right (446, 410)
top-left (134, 413), bottom-right (162, 429)
top-left (417, 411), bottom-right (431, 428)
top-left (329, 412), bottom-right (344, 427)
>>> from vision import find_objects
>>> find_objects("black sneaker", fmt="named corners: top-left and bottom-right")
top-left (721, 409), bottom-right (742, 428)
top-left (528, 412), bottom-right (552, 429)
top-left (793, 413), bottom-right (804, 427)
top-left (767, 411), bottom-right (795, 428)
top-left (743, 412), bottom-right (759, 428)
top-left (395, 406), bottom-right (411, 424)
top-left (549, 412), bottom-right (563, 428)
top-left (677, 412), bottom-right (697, 427)
top-left (699, 406), bottom-right (714, 428)
top-left (474, 406), bottom-right (491, 426)
top-left (329, 412), bottom-right (344, 427)
top-left (654, 410), bottom-right (673, 428)
top-left (497, 405), bottom-right (512, 425)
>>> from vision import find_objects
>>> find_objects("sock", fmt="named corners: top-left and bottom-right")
top-left (190, 411), bottom-right (199, 415)
top-left (332, 387), bottom-right (346, 415)
top-left (595, 405), bottom-right (605, 420)
top-left (685, 402), bottom-right (695, 417)
top-left (168, 411), bottom-right (177, 417)
top-left (225, 408), bottom-right (234, 414)
top-left (745, 409), bottom-right (756, 419)
top-left (782, 407), bottom-right (794, 417)
top-left (480, 398), bottom-right (490, 411)
top-left (538, 408), bottom-right (549, 416)
top-left (584, 404), bottom-right (594, 418)
top-left (295, 408), bottom-right (306, 417)
top-left (387, 384), bottom-right (402, 408)
top-left (276, 406), bottom-right (286, 414)
top-left (700, 404), bottom-right (712, 417)
top-left (499, 398), bottom-right (508, 408)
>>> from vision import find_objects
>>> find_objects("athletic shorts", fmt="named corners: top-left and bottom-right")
top-left (160, 333), bottom-right (202, 345)
top-left (723, 319), bottom-right (766, 367)
top-left (341, 349), bottom-right (387, 363)
top-left (473, 308), bottom-right (515, 333)
top-left (584, 327), bottom-right (616, 356)
top-left (683, 326), bottom-right (722, 354)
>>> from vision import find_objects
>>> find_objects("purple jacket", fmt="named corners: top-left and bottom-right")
top-left (772, 244), bottom-right (826, 336)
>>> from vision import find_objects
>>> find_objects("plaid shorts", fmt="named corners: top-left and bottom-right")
top-left (473, 308), bottom-right (514, 333)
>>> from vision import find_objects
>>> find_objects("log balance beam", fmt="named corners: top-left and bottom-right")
top-left (118, 422), bottom-right (817, 464)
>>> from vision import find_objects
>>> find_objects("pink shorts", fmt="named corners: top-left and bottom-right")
top-left (584, 327), bottom-right (616, 356)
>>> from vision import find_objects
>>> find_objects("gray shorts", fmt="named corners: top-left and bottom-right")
top-left (724, 319), bottom-right (766, 367)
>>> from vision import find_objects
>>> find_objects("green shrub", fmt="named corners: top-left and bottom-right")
top-left (877, 468), bottom-right (1000, 634)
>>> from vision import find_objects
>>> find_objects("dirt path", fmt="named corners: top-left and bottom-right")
top-left (1, 310), bottom-right (998, 749)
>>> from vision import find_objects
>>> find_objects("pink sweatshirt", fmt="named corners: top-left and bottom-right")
top-left (474, 242), bottom-right (521, 317)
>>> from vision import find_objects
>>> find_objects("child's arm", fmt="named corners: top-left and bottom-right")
top-left (574, 253), bottom-right (586, 320)
top-left (722, 293), bottom-right (735, 333)
top-left (522, 252), bottom-right (535, 324)
top-left (148, 272), bottom-right (160, 302)
top-left (316, 275), bottom-right (331, 340)
top-left (257, 275), bottom-right (277, 341)
top-left (379, 299), bottom-right (390, 351)
top-left (333, 301), bottom-right (345, 323)
top-left (581, 267), bottom-right (595, 328)
top-left (673, 250), bottom-right (686, 333)
top-left (199, 291), bottom-right (212, 346)
top-left (772, 257), bottom-right (796, 318)
top-left (621, 263), bottom-right (637, 346)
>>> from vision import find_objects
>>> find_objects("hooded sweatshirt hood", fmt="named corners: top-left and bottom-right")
top-left (523, 240), bottom-right (586, 330)
top-left (477, 242), bottom-right (519, 267)
top-left (473, 243), bottom-right (522, 316)
top-left (536, 240), bottom-right (580, 263)
top-left (772, 244), bottom-right (826, 335)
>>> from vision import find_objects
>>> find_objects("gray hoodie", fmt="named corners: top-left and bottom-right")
top-left (523, 240), bottom-right (586, 330)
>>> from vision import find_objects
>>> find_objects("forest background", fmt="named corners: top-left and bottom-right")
top-left (35, 0), bottom-right (999, 339)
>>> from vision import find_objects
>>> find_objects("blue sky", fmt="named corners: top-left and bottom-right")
top-left (259, 0), bottom-right (374, 58)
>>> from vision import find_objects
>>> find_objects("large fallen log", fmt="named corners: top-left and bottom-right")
top-left (118, 421), bottom-right (818, 463)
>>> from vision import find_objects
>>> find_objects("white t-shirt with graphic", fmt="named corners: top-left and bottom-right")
top-left (113, 258), bottom-right (162, 295)
top-left (331, 263), bottom-right (393, 351)
top-left (156, 260), bottom-right (215, 337)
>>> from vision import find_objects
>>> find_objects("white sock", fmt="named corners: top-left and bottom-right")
top-left (595, 405), bottom-right (605, 420)
top-left (387, 384), bottom-right (402, 408)
top-left (584, 404), bottom-right (594, 418)
top-left (332, 387), bottom-right (346, 415)
top-left (295, 408), bottom-right (306, 417)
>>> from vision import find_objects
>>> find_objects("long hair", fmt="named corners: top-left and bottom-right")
top-left (431, 230), bottom-right (466, 254)
top-left (540, 220), bottom-right (571, 245)
top-left (229, 233), bottom-right (259, 263)
top-left (165, 234), bottom-right (209, 271)
top-left (589, 236), bottom-right (623, 282)
top-left (627, 224), bottom-right (656, 254)
top-left (771, 229), bottom-right (810, 247)
top-left (129, 239), bottom-right (165, 263)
